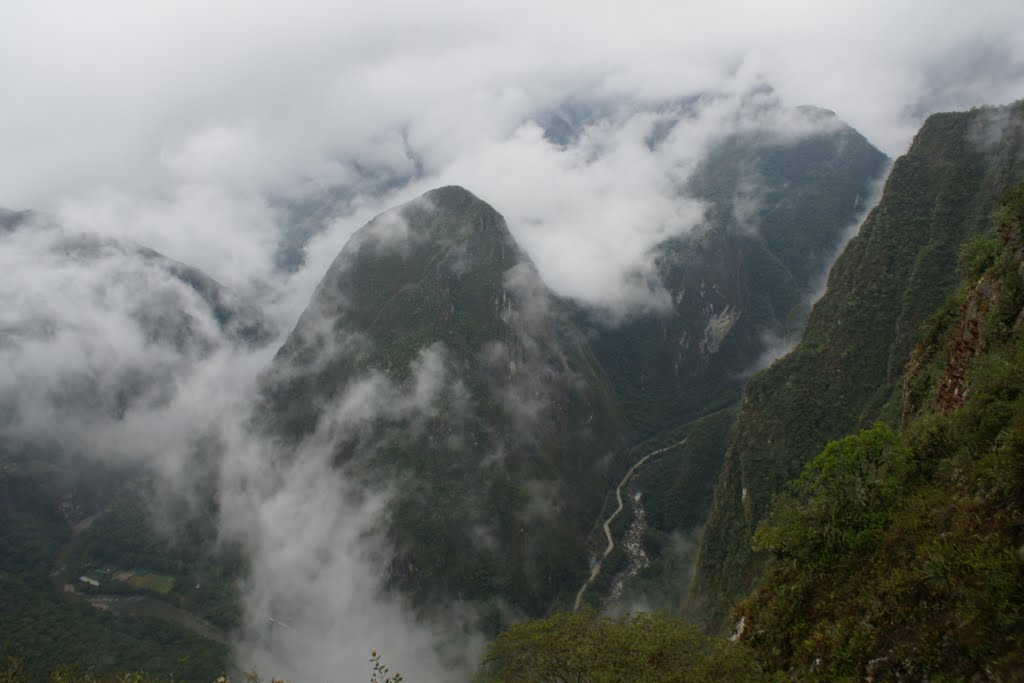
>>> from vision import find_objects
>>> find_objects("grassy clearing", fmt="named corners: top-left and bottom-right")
top-left (128, 573), bottom-right (174, 595)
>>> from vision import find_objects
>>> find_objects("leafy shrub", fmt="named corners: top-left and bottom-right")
top-left (476, 610), bottom-right (764, 682)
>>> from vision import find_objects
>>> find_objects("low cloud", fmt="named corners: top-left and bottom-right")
top-left (1, 2), bottom-right (1022, 679)
top-left (3, 0), bottom-right (1022, 321)
top-left (0, 213), bottom-right (477, 680)
top-left (218, 394), bottom-right (481, 683)
top-left (744, 165), bottom-right (891, 375)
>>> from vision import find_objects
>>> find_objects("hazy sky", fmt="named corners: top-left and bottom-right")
top-left (2, 0), bottom-right (1022, 309)
top-left (2, 0), bottom-right (1022, 202)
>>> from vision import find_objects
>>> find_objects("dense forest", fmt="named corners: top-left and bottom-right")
top-left (692, 101), bottom-right (1024, 631)
top-left (0, 458), bottom-right (228, 681)
top-left (476, 180), bottom-right (1024, 680)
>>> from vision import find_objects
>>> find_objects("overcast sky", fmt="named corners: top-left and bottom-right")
top-left (2, 0), bottom-right (1022, 311)
top-left (2, 0), bottom-right (1022, 203)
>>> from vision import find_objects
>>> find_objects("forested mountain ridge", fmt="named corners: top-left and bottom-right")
top-left (569, 105), bottom-right (887, 611)
top-left (479, 181), bottom-right (1024, 680)
top-left (6, 99), bottom-right (1024, 681)
top-left (734, 180), bottom-right (1024, 679)
top-left (258, 186), bottom-right (628, 620)
top-left (0, 106), bottom-right (891, 680)
top-left (0, 211), bottom-right (279, 682)
top-left (580, 105), bottom-right (888, 441)
top-left (690, 100), bottom-right (1024, 631)
top-left (260, 106), bottom-right (889, 619)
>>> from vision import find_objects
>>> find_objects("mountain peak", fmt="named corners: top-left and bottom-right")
top-left (344, 185), bottom-right (512, 256)
top-left (420, 184), bottom-right (485, 208)
top-left (271, 184), bottom-right (537, 407)
top-left (261, 187), bottom-right (627, 616)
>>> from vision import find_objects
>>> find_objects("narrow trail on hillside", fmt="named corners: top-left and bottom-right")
top-left (573, 438), bottom-right (687, 611)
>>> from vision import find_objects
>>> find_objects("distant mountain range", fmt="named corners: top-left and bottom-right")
top-left (0, 215), bottom-right (273, 432)
top-left (257, 101), bottom-right (889, 620)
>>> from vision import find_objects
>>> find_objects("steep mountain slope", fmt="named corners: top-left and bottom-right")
top-left (443, 183), bottom-right (1024, 683)
top-left (584, 112), bottom-right (888, 440)
top-left (259, 186), bottom-right (627, 618)
top-left (737, 182), bottom-right (1024, 679)
top-left (691, 101), bottom-right (1024, 630)
top-left (565, 108), bottom-right (887, 610)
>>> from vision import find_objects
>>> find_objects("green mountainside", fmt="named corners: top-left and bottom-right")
top-left (582, 108), bottom-right (888, 441)
top-left (0, 449), bottom-right (229, 682)
top-left (8, 99), bottom-right (1024, 681)
top-left (735, 180), bottom-right (1024, 679)
top-left (479, 140), bottom-right (1024, 683)
top-left (571, 109), bottom-right (887, 610)
top-left (0, 222), bottom-right (273, 681)
top-left (691, 101), bottom-right (1024, 631)
top-left (259, 186), bottom-right (628, 620)
top-left (261, 105), bottom-right (890, 623)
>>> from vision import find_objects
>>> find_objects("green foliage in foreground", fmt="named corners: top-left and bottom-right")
top-left (476, 610), bottom-right (765, 682)
top-left (368, 651), bottom-right (403, 683)
top-left (0, 657), bottom-right (200, 683)
top-left (1, 655), bottom-right (397, 683)
top-left (735, 182), bottom-right (1024, 680)
top-left (751, 423), bottom-right (911, 565)
top-left (691, 100), bottom-right (1024, 633)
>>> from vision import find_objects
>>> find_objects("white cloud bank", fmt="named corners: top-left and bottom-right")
top-left (1, 0), bottom-right (1022, 309)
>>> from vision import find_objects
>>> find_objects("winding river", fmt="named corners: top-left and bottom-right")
top-left (52, 506), bottom-right (228, 645)
top-left (573, 438), bottom-right (687, 611)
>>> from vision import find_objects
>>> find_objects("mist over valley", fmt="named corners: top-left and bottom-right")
top-left (2, 3), bottom-right (1024, 681)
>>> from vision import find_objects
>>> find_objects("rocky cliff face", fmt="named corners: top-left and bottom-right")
top-left (689, 101), bottom-right (1024, 631)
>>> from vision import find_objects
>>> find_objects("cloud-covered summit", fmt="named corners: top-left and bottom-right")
top-left (2, 0), bottom-right (1021, 321)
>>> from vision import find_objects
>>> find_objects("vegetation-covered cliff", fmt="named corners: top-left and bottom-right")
top-left (480, 150), bottom-right (1024, 683)
top-left (583, 106), bottom-right (888, 441)
top-left (734, 180), bottom-right (1024, 679)
top-left (691, 101), bottom-right (1024, 631)
top-left (259, 186), bottom-right (627, 620)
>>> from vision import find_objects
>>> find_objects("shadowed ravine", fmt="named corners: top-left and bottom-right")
top-left (574, 438), bottom-right (687, 611)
